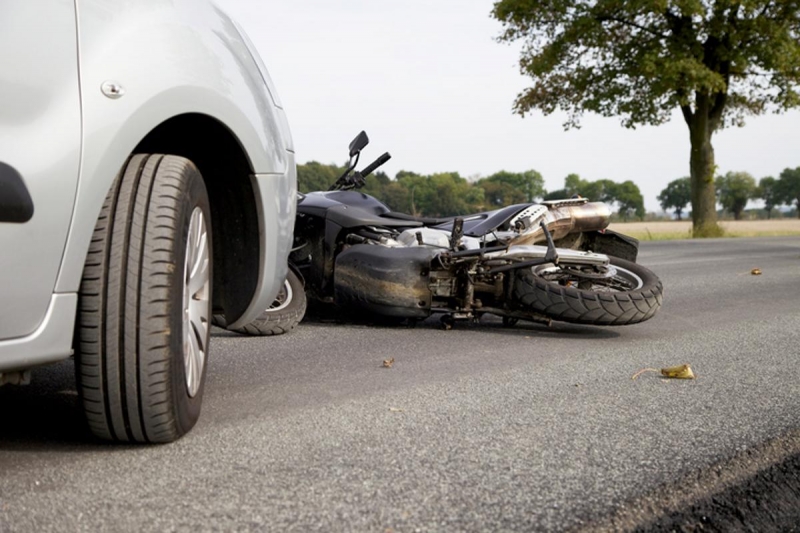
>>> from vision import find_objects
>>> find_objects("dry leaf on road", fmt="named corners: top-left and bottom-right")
top-left (632, 363), bottom-right (696, 380)
top-left (382, 358), bottom-right (395, 368)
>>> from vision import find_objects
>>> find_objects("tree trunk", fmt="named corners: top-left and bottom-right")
top-left (688, 105), bottom-right (720, 237)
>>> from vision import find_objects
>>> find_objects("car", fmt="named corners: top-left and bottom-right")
top-left (0, 0), bottom-right (296, 443)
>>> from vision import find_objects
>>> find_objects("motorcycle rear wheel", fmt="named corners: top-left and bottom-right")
top-left (513, 256), bottom-right (662, 326)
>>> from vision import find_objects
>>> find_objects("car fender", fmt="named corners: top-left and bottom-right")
top-left (56, 0), bottom-right (295, 324)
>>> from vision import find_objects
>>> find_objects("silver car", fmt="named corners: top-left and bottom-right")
top-left (0, 0), bottom-right (296, 442)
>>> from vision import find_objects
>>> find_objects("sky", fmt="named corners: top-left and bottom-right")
top-left (218, 0), bottom-right (800, 212)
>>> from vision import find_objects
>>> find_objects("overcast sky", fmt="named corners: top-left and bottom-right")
top-left (219, 0), bottom-right (800, 212)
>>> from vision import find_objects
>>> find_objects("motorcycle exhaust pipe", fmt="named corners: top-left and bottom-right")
top-left (509, 200), bottom-right (611, 246)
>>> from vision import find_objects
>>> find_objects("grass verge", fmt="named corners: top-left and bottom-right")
top-left (608, 220), bottom-right (800, 241)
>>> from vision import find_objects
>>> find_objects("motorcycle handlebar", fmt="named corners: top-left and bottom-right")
top-left (360, 152), bottom-right (391, 178)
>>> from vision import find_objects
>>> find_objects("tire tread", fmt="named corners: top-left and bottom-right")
top-left (513, 256), bottom-right (663, 326)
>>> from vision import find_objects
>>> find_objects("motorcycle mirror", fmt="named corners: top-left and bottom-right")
top-left (348, 131), bottom-right (369, 157)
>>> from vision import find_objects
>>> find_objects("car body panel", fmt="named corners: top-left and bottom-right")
top-left (0, 295), bottom-right (78, 372)
top-left (56, 0), bottom-right (292, 294)
top-left (0, 0), bottom-right (82, 339)
top-left (0, 0), bottom-right (295, 370)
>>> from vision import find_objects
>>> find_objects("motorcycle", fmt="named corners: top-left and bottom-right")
top-left (221, 131), bottom-right (663, 334)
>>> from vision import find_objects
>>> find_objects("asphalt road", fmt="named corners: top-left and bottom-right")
top-left (1, 237), bottom-right (799, 531)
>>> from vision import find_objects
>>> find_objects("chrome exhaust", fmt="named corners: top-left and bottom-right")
top-left (508, 199), bottom-right (611, 246)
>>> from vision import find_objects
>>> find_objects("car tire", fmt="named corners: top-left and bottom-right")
top-left (76, 154), bottom-right (213, 443)
top-left (212, 269), bottom-right (306, 336)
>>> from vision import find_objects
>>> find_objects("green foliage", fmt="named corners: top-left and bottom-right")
top-left (657, 177), bottom-right (692, 220)
top-left (492, 0), bottom-right (800, 234)
top-left (542, 188), bottom-right (569, 201)
top-left (296, 162), bottom-right (487, 217)
top-left (777, 167), bottom-right (800, 218)
top-left (476, 170), bottom-right (545, 206)
top-left (615, 180), bottom-right (646, 221)
top-left (492, 0), bottom-right (800, 128)
top-left (756, 176), bottom-right (780, 218)
top-left (715, 171), bottom-right (757, 220)
top-left (297, 161), bottom-right (344, 192)
top-left (559, 174), bottom-right (645, 220)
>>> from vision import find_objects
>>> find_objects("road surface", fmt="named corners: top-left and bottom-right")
top-left (1, 237), bottom-right (798, 531)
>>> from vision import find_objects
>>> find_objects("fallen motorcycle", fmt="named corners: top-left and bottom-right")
top-left (222, 131), bottom-right (662, 333)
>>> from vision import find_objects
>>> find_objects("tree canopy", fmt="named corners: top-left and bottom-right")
top-left (492, 0), bottom-right (800, 236)
top-left (546, 173), bottom-right (645, 220)
top-left (657, 177), bottom-right (692, 220)
top-left (476, 170), bottom-right (546, 206)
top-left (715, 171), bottom-right (757, 220)
top-left (295, 163), bottom-right (646, 220)
top-left (777, 167), bottom-right (800, 218)
top-left (756, 176), bottom-right (780, 218)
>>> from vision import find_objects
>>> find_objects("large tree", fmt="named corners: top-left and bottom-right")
top-left (716, 171), bottom-right (757, 220)
top-left (657, 177), bottom-right (692, 220)
top-left (492, 1), bottom-right (800, 236)
top-left (756, 176), bottom-right (781, 218)
top-left (777, 167), bottom-right (800, 218)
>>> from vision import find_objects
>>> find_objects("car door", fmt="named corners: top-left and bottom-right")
top-left (0, 0), bottom-right (82, 339)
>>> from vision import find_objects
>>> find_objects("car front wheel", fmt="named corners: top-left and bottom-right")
top-left (77, 154), bottom-right (212, 443)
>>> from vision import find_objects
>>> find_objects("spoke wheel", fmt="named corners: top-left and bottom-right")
top-left (182, 207), bottom-right (210, 398)
top-left (513, 256), bottom-right (662, 326)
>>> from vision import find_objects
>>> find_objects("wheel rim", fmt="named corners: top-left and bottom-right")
top-left (532, 263), bottom-right (644, 292)
top-left (183, 207), bottom-right (210, 398)
top-left (267, 278), bottom-right (294, 312)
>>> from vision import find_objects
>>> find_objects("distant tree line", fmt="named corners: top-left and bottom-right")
top-left (658, 168), bottom-right (800, 220)
top-left (297, 162), bottom-right (646, 220)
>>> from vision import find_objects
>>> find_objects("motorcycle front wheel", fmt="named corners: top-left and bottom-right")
top-left (513, 256), bottom-right (662, 326)
top-left (213, 269), bottom-right (307, 335)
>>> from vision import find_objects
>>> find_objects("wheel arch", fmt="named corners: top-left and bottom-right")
top-left (134, 113), bottom-right (260, 322)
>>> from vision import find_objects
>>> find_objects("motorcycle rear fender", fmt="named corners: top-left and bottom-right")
top-left (579, 230), bottom-right (639, 263)
top-left (334, 245), bottom-right (438, 318)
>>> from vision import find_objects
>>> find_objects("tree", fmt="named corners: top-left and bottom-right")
top-left (477, 170), bottom-right (545, 206)
top-left (492, 1), bottom-right (800, 237)
top-left (564, 174), bottom-right (614, 202)
top-left (297, 161), bottom-right (343, 192)
top-left (715, 171), bottom-right (757, 220)
top-left (393, 171), bottom-right (484, 217)
top-left (777, 167), bottom-right (800, 219)
top-left (756, 176), bottom-right (781, 219)
top-left (542, 188), bottom-right (569, 201)
top-left (552, 174), bottom-right (644, 220)
top-left (614, 180), bottom-right (646, 221)
top-left (657, 177), bottom-right (692, 220)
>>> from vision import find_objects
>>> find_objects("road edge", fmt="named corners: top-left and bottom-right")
top-left (580, 429), bottom-right (800, 532)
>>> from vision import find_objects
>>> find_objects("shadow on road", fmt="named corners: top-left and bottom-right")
top-left (0, 360), bottom-right (105, 451)
top-left (288, 314), bottom-right (622, 340)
